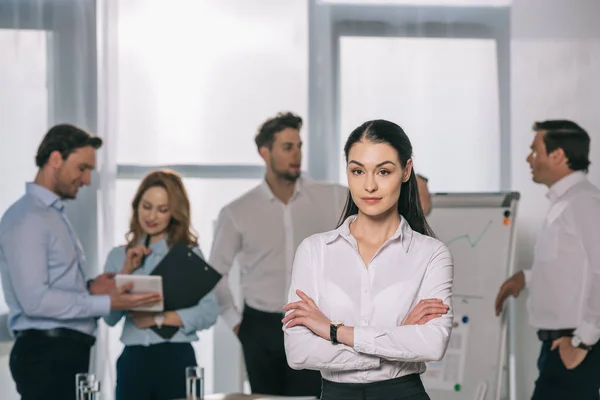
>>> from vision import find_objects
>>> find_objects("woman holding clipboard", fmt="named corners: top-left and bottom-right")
top-left (103, 170), bottom-right (219, 400)
top-left (282, 120), bottom-right (454, 399)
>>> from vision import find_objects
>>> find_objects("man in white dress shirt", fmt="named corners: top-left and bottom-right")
top-left (495, 120), bottom-right (600, 399)
top-left (210, 112), bottom-right (347, 396)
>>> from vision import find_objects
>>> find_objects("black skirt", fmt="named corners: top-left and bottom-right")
top-left (320, 373), bottom-right (430, 400)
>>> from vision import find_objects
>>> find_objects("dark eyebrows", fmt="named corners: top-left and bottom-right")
top-left (348, 160), bottom-right (396, 168)
top-left (79, 163), bottom-right (95, 170)
top-left (141, 199), bottom-right (169, 208)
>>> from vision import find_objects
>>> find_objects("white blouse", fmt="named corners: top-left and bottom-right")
top-left (283, 215), bottom-right (454, 384)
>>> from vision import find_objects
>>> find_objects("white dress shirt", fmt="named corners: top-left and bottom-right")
top-left (210, 178), bottom-right (348, 328)
top-left (283, 215), bottom-right (454, 383)
top-left (524, 171), bottom-right (600, 346)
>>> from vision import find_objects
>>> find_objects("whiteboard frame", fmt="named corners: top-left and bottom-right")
top-left (430, 191), bottom-right (520, 400)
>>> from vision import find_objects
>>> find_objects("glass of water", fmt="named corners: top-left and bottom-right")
top-left (79, 379), bottom-right (101, 400)
top-left (75, 373), bottom-right (95, 399)
top-left (185, 366), bottom-right (204, 400)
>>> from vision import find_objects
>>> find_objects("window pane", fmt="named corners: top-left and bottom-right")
top-left (322, 0), bottom-right (511, 5)
top-left (0, 29), bottom-right (49, 311)
top-left (338, 37), bottom-right (500, 192)
top-left (111, 177), bottom-right (262, 394)
top-left (116, 0), bottom-right (309, 165)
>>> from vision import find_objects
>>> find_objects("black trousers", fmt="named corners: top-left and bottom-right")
top-left (321, 373), bottom-right (430, 400)
top-left (116, 342), bottom-right (197, 400)
top-left (532, 341), bottom-right (600, 400)
top-left (10, 335), bottom-right (91, 400)
top-left (238, 304), bottom-right (322, 396)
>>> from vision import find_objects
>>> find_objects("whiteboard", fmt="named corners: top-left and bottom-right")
top-left (421, 192), bottom-right (519, 400)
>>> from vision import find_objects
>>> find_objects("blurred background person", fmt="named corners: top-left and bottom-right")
top-left (0, 124), bottom-right (161, 399)
top-left (103, 170), bottom-right (218, 400)
top-left (211, 112), bottom-right (347, 396)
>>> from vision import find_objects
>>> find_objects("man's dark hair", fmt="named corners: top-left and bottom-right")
top-left (254, 112), bottom-right (302, 149)
top-left (533, 119), bottom-right (590, 172)
top-left (35, 124), bottom-right (103, 168)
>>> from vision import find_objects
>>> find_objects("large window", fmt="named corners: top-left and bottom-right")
top-left (0, 30), bottom-right (49, 229)
top-left (116, 0), bottom-right (309, 166)
top-left (338, 37), bottom-right (501, 192)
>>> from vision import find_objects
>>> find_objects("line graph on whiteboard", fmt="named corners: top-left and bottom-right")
top-left (445, 220), bottom-right (493, 248)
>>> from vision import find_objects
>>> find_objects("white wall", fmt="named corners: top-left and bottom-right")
top-left (511, 0), bottom-right (600, 398)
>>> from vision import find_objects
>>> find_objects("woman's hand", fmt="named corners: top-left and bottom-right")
top-left (401, 299), bottom-right (449, 326)
top-left (282, 290), bottom-right (331, 340)
top-left (120, 245), bottom-right (151, 274)
top-left (128, 311), bottom-right (157, 329)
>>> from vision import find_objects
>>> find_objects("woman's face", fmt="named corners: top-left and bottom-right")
top-left (137, 186), bottom-right (171, 237)
top-left (346, 140), bottom-right (411, 218)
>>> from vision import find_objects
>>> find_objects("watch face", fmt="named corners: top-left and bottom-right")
top-left (572, 336), bottom-right (581, 347)
top-left (331, 320), bottom-right (343, 326)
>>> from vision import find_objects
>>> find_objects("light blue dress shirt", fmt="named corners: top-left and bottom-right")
top-left (0, 183), bottom-right (110, 335)
top-left (103, 237), bottom-right (218, 346)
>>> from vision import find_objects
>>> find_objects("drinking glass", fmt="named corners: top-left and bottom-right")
top-left (79, 379), bottom-right (101, 400)
top-left (185, 366), bottom-right (204, 400)
top-left (75, 373), bottom-right (95, 399)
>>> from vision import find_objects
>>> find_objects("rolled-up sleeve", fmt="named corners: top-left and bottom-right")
top-left (284, 239), bottom-right (381, 371)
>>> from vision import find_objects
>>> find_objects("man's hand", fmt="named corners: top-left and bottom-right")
top-left (233, 323), bottom-right (241, 336)
top-left (109, 282), bottom-right (162, 311)
top-left (401, 299), bottom-right (449, 326)
top-left (129, 311), bottom-right (158, 329)
top-left (495, 271), bottom-right (525, 316)
top-left (120, 245), bottom-right (151, 274)
top-left (88, 272), bottom-right (116, 295)
top-left (552, 336), bottom-right (588, 369)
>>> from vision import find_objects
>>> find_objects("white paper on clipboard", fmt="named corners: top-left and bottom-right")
top-left (115, 274), bottom-right (164, 312)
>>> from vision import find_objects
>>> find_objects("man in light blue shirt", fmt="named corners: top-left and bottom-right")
top-left (0, 124), bottom-right (161, 400)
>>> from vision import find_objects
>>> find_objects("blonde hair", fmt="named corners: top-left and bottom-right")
top-left (126, 169), bottom-right (198, 249)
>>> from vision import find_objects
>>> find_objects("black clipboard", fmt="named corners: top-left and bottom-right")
top-left (149, 242), bottom-right (222, 339)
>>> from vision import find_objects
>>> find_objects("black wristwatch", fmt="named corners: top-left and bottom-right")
top-left (571, 335), bottom-right (593, 351)
top-left (330, 320), bottom-right (344, 345)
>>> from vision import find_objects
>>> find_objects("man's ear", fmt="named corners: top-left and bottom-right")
top-left (258, 146), bottom-right (270, 163)
top-left (549, 148), bottom-right (567, 166)
top-left (47, 150), bottom-right (64, 168)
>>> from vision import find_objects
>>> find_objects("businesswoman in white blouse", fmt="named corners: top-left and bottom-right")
top-left (283, 119), bottom-right (454, 399)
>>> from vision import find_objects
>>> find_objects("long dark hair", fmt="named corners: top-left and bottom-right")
top-left (337, 119), bottom-right (435, 237)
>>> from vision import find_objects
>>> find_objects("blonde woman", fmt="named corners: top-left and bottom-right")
top-left (103, 170), bottom-right (218, 400)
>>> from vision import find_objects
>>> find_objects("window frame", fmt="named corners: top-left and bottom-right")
top-left (308, 1), bottom-right (511, 190)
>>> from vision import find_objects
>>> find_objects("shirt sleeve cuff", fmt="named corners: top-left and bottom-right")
top-left (574, 321), bottom-right (600, 346)
top-left (222, 307), bottom-right (242, 330)
top-left (353, 326), bottom-right (375, 354)
top-left (176, 308), bottom-right (198, 335)
top-left (522, 269), bottom-right (532, 287)
top-left (89, 295), bottom-right (111, 317)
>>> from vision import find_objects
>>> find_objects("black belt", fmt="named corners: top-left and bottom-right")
top-left (537, 329), bottom-right (575, 342)
top-left (243, 304), bottom-right (284, 319)
top-left (14, 328), bottom-right (96, 347)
